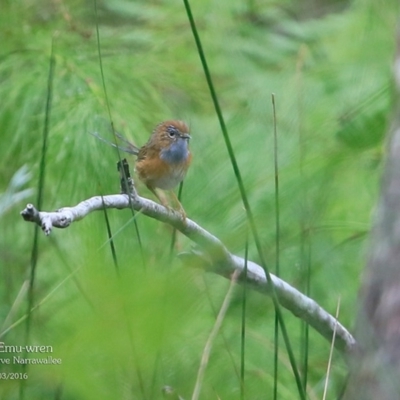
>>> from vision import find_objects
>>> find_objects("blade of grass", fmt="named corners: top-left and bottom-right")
top-left (296, 47), bottom-right (310, 390)
top-left (49, 236), bottom-right (95, 310)
top-left (202, 276), bottom-right (241, 380)
top-left (1, 267), bottom-right (84, 339)
top-left (101, 195), bottom-right (119, 273)
top-left (97, 212), bottom-right (144, 251)
top-left (1, 281), bottom-right (29, 334)
top-left (272, 93), bottom-right (280, 400)
top-left (182, 3), bottom-right (305, 397)
top-left (93, 0), bottom-right (143, 262)
top-left (322, 297), bottom-right (341, 400)
top-left (300, 241), bottom-right (311, 389)
top-left (93, 5), bottom-right (147, 395)
top-left (240, 237), bottom-right (249, 400)
top-left (192, 270), bottom-right (240, 400)
top-left (20, 36), bottom-right (55, 400)
top-left (170, 182), bottom-right (184, 255)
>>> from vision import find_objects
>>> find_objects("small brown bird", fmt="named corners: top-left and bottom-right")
top-left (135, 120), bottom-right (192, 194)
top-left (105, 120), bottom-right (192, 218)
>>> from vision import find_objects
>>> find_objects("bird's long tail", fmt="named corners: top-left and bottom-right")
top-left (90, 131), bottom-right (139, 155)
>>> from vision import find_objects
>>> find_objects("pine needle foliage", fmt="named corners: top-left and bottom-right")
top-left (0, 0), bottom-right (398, 399)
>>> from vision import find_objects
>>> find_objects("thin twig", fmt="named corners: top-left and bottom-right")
top-left (192, 270), bottom-right (240, 400)
top-left (322, 296), bottom-right (341, 400)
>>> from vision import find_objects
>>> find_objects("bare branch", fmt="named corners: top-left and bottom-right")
top-left (20, 184), bottom-right (356, 354)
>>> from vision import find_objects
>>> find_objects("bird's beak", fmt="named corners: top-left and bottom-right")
top-left (181, 133), bottom-right (191, 140)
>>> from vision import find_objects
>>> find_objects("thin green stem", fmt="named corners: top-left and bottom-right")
top-left (192, 271), bottom-right (239, 400)
top-left (101, 195), bottom-right (119, 273)
top-left (296, 48), bottom-right (310, 390)
top-left (92, 4), bottom-right (147, 398)
top-left (240, 238), bottom-right (249, 400)
top-left (93, 0), bottom-right (143, 259)
top-left (20, 36), bottom-right (55, 400)
top-left (182, 1), bottom-right (305, 398)
top-left (169, 182), bottom-right (184, 255)
top-left (272, 93), bottom-right (280, 400)
top-left (322, 297), bottom-right (341, 400)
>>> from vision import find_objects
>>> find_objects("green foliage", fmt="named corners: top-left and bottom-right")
top-left (0, 0), bottom-right (398, 399)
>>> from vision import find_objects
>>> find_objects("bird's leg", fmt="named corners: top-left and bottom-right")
top-left (169, 190), bottom-right (187, 222)
top-left (147, 186), bottom-right (186, 222)
top-left (147, 186), bottom-right (171, 210)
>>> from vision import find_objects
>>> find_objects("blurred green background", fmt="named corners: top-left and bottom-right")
top-left (0, 0), bottom-right (398, 399)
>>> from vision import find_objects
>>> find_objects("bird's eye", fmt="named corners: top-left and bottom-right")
top-left (167, 126), bottom-right (178, 138)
